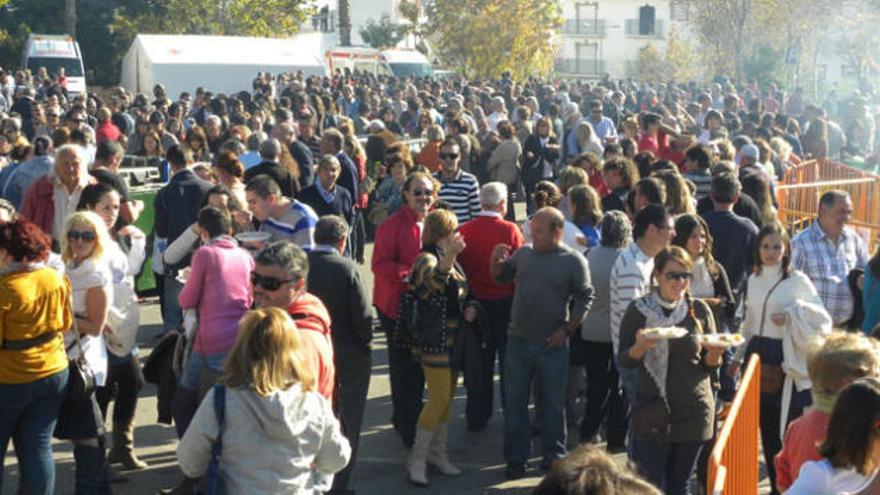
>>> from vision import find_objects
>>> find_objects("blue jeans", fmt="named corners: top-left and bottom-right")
top-left (0, 368), bottom-right (69, 495)
top-left (503, 335), bottom-right (569, 466)
top-left (631, 437), bottom-right (703, 495)
top-left (162, 276), bottom-right (184, 333)
top-left (180, 351), bottom-right (227, 391)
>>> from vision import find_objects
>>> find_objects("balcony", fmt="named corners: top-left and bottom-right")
top-left (624, 18), bottom-right (666, 38)
top-left (561, 19), bottom-right (606, 37)
top-left (555, 58), bottom-right (607, 77)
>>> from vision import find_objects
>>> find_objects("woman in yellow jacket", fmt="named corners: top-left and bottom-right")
top-left (0, 215), bottom-right (73, 495)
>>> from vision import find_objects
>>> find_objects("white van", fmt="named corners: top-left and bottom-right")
top-left (380, 49), bottom-right (433, 78)
top-left (22, 34), bottom-right (87, 96)
top-left (326, 47), bottom-right (433, 78)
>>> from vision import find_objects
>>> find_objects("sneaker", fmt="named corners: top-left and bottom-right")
top-left (505, 463), bottom-right (527, 479)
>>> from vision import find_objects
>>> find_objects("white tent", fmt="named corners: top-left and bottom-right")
top-left (120, 34), bottom-right (328, 97)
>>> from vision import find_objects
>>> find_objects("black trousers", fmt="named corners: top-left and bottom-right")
top-left (380, 313), bottom-right (424, 448)
top-left (96, 355), bottom-right (145, 425)
top-left (579, 341), bottom-right (627, 447)
top-left (330, 348), bottom-right (372, 494)
top-left (465, 297), bottom-right (512, 430)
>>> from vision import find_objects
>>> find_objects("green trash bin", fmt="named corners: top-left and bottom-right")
top-left (130, 184), bottom-right (162, 295)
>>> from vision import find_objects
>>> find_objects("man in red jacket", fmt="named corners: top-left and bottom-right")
top-left (458, 182), bottom-right (524, 431)
top-left (371, 170), bottom-right (438, 448)
top-left (252, 241), bottom-right (336, 402)
top-left (94, 107), bottom-right (121, 144)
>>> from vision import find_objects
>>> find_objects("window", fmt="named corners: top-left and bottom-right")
top-left (639, 5), bottom-right (656, 36)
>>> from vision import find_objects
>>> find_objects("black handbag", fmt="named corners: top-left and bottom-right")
top-left (65, 300), bottom-right (96, 402)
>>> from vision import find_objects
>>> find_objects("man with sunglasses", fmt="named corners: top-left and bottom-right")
top-left (586, 99), bottom-right (617, 144)
top-left (434, 138), bottom-right (480, 224)
top-left (252, 241), bottom-right (336, 402)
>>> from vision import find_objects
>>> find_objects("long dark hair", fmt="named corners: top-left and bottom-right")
top-left (870, 245), bottom-right (880, 279)
top-left (819, 377), bottom-right (880, 475)
top-left (673, 214), bottom-right (720, 279)
top-left (753, 223), bottom-right (792, 279)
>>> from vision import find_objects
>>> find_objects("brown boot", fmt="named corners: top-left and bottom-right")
top-left (107, 421), bottom-right (148, 470)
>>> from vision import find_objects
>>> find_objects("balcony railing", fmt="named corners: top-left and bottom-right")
top-left (624, 18), bottom-right (666, 38)
top-left (555, 58), bottom-right (607, 77)
top-left (562, 19), bottom-right (606, 37)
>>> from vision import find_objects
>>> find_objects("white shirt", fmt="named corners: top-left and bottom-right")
top-left (785, 459), bottom-right (870, 495)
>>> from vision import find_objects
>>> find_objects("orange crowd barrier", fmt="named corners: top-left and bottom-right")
top-left (777, 159), bottom-right (880, 252)
top-left (707, 354), bottom-right (761, 495)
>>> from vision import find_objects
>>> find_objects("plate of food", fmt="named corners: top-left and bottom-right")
top-left (236, 231), bottom-right (272, 249)
top-left (700, 333), bottom-right (746, 349)
top-left (642, 327), bottom-right (689, 340)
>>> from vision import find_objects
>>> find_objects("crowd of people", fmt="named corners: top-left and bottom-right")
top-left (0, 63), bottom-right (879, 495)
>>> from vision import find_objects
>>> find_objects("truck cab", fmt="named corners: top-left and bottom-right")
top-left (22, 34), bottom-right (87, 97)
top-left (326, 47), bottom-right (432, 78)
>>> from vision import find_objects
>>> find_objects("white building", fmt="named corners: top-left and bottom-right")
top-left (306, 0), bottom-right (416, 47)
top-left (555, 0), bottom-right (693, 79)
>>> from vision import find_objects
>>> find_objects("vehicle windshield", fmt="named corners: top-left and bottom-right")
top-left (26, 57), bottom-right (84, 77)
top-left (389, 63), bottom-right (433, 78)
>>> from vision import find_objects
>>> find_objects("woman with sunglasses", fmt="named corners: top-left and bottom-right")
top-left (56, 211), bottom-right (115, 493)
top-left (618, 246), bottom-right (724, 495)
top-left (733, 223), bottom-right (830, 495)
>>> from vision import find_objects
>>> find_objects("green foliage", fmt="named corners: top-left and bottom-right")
top-left (425, 0), bottom-right (562, 81)
top-left (359, 14), bottom-right (403, 49)
top-left (743, 44), bottom-right (785, 87)
top-left (636, 43), bottom-right (664, 82)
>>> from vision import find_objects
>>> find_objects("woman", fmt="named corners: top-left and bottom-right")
top-left (741, 173), bottom-right (777, 228)
top-left (177, 308), bottom-right (350, 493)
top-left (415, 125), bottom-right (445, 173)
top-left (125, 117), bottom-right (150, 155)
top-left (371, 152), bottom-right (412, 225)
top-left (568, 184), bottom-right (602, 251)
top-left (522, 181), bottom-right (586, 253)
top-left (618, 246), bottom-right (723, 495)
top-left (864, 245), bottom-right (880, 334)
top-left (521, 117), bottom-right (560, 214)
top-left (672, 214), bottom-right (735, 332)
top-left (576, 121), bottom-right (604, 158)
top-left (556, 166), bottom-right (589, 221)
top-left (571, 152), bottom-right (609, 198)
top-left (802, 118), bottom-right (829, 160)
top-left (735, 224), bottom-right (831, 494)
top-left (138, 130), bottom-right (164, 160)
top-left (56, 211), bottom-right (115, 493)
top-left (0, 218), bottom-right (71, 494)
top-left (656, 171), bottom-right (696, 215)
top-left (184, 125), bottom-right (211, 162)
top-left (172, 206), bottom-right (254, 438)
top-left (212, 151), bottom-right (247, 208)
top-left (786, 378), bottom-right (880, 494)
top-left (396, 209), bottom-right (470, 486)
top-left (487, 120), bottom-right (522, 220)
top-left (78, 184), bottom-right (149, 471)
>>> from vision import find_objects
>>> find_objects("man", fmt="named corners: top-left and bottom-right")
top-left (434, 139), bottom-right (481, 224)
top-left (682, 144), bottom-right (714, 200)
top-left (240, 132), bottom-right (265, 170)
top-left (94, 107), bottom-right (122, 144)
top-left (307, 216), bottom-right (373, 495)
top-left (252, 241), bottom-right (336, 401)
top-left (273, 121), bottom-right (314, 189)
top-left (243, 138), bottom-right (298, 197)
top-left (701, 173), bottom-right (759, 297)
top-left (696, 161), bottom-right (764, 227)
top-left (586, 99), bottom-right (617, 143)
top-left (245, 174), bottom-right (318, 247)
top-left (491, 207), bottom-right (593, 478)
top-left (792, 190), bottom-right (869, 325)
top-left (297, 155), bottom-right (354, 228)
top-left (737, 142), bottom-right (776, 201)
top-left (633, 177), bottom-right (666, 212)
top-left (90, 140), bottom-right (144, 224)
top-left (297, 112), bottom-right (322, 159)
top-left (320, 129), bottom-right (358, 205)
top-left (0, 135), bottom-right (53, 209)
top-left (458, 182), bottom-right (524, 431)
top-left (336, 85), bottom-right (359, 119)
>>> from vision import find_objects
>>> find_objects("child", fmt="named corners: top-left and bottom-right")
top-left (774, 331), bottom-right (880, 492)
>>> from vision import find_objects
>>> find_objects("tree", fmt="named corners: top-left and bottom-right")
top-left (636, 43), bottom-right (665, 82)
top-left (664, 27), bottom-right (699, 81)
top-left (425, 0), bottom-right (562, 80)
top-left (686, 0), bottom-right (760, 78)
top-left (359, 14), bottom-right (403, 49)
top-left (338, 0), bottom-right (351, 46)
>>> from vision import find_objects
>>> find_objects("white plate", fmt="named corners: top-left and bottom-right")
top-left (700, 333), bottom-right (745, 348)
top-left (236, 231), bottom-right (272, 243)
top-left (642, 326), bottom-right (689, 340)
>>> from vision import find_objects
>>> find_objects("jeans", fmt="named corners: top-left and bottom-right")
top-left (631, 437), bottom-right (703, 495)
top-left (174, 351), bottom-right (227, 438)
top-left (162, 276), bottom-right (184, 333)
top-left (580, 341), bottom-right (627, 447)
top-left (503, 335), bottom-right (569, 466)
top-left (615, 354), bottom-right (637, 452)
top-left (0, 368), bottom-right (69, 495)
top-left (465, 297), bottom-right (512, 430)
top-left (381, 314), bottom-right (424, 447)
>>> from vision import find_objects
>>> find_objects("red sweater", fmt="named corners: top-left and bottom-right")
top-left (371, 206), bottom-right (422, 319)
top-left (774, 409), bottom-right (830, 493)
top-left (287, 293), bottom-right (335, 403)
top-left (95, 121), bottom-right (122, 144)
top-left (458, 213), bottom-right (524, 300)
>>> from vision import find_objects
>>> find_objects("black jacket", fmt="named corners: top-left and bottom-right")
top-left (521, 134), bottom-right (560, 186)
top-left (143, 331), bottom-right (179, 424)
top-left (154, 169), bottom-right (212, 272)
top-left (288, 140), bottom-right (315, 190)
top-left (244, 160), bottom-right (298, 198)
top-left (307, 249), bottom-right (373, 356)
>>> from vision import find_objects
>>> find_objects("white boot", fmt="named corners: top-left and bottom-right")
top-left (426, 421), bottom-right (461, 476)
top-left (407, 427), bottom-right (433, 486)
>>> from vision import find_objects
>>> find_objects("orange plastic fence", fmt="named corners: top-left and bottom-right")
top-left (777, 159), bottom-right (880, 251)
top-left (707, 354), bottom-right (761, 495)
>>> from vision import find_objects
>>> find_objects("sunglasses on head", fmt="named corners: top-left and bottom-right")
top-left (439, 153), bottom-right (459, 160)
top-left (67, 230), bottom-right (96, 242)
top-left (664, 271), bottom-right (693, 281)
top-left (250, 272), bottom-right (294, 291)
top-left (410, 188), bottom-right (433, 197)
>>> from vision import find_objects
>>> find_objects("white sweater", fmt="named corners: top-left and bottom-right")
top-left (178, 384), bottom-right (351, 494)
top-left (741, 264), bottom-right (822, 343)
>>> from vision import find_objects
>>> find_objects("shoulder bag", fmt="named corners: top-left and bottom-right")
top-left (758, 277), bottom-right (786, 395)
top-left (66, 300), bottom-right (97, 402)
top-left (204, 384), bottom-right (227, 495)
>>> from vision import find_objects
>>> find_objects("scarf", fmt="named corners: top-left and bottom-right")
top-left (634, 292), bottom-right (690, 412)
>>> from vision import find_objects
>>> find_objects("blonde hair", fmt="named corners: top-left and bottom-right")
top-left (421, 208), bottom-right (458, 246)
top-left (221, 308), bottom-right (315, 396)
top-left (557, 166), bottom-right (589, 194)
top-left (61, 211), bottom-right (111, 263)
top-left (808, 331), bottom-right (880, 395)
top-left (410, 252), bottom-right (444, 297)
top-left (656, 171), bottom-right (696, 215)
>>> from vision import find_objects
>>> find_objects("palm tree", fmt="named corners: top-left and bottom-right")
top-left (65, 0), bottom-right (76, 37)
top-left (338, 0), bottom-right (351, 46)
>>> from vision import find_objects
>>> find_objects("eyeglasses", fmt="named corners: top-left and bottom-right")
top-left (250, 272), bottom-right (294, 291)
top-left (67, 230), bottom-right (96, 242)
top-left (439, 153), bottom-right (459, 160)
top-left (664, 271), bottom-right (693, 281)
top-left (410, 188), bottom-right (434, 197)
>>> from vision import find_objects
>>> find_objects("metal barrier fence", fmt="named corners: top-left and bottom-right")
top-left (707, 354), bottom-right (762, 495)
top-left (777, 159), bottom-right (880, 251)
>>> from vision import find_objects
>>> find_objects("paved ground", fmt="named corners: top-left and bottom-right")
top-left (2, 237), bottom-right (771, 494)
